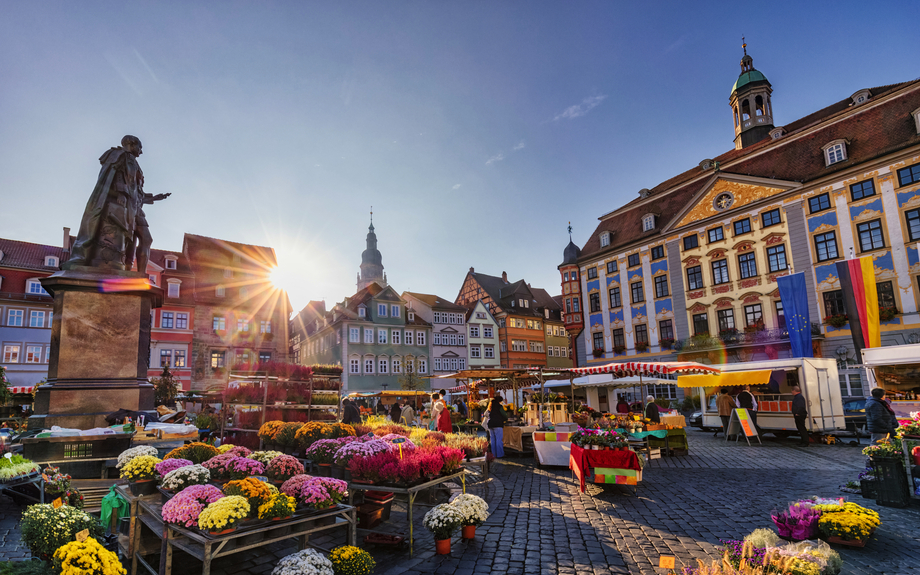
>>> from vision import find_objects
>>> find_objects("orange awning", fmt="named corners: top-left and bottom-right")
top-left (676, 370), bottom-right (772, 389)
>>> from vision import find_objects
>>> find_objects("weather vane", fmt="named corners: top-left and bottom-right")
top-left (742, 35), bottom-right (747, 55)
top-left (567, 221), bottom-right (573, 240)
top-left (370, 206), bottom-right (373, 224)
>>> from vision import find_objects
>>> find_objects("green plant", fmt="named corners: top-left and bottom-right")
top-left (878, 306), bottom-right (898, 322)
top-left (0, 365), bottom-right (11, 405)
top-left (20, 504), bottom-right (103, 558)
top-left (0, 559), bottom-right (54, 575)
top-left (826, 314), bottom-right (848, 329)
top-left (194, 412), bottom-right (218, 430)
top-left (150, 366), bottom-right (181, 406)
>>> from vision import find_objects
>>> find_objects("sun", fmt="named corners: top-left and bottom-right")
top-left (269, 266), bottom-right (287, 291)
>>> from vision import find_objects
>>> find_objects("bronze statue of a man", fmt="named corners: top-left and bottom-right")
top-left (65, 135), bottom-right (168, 272)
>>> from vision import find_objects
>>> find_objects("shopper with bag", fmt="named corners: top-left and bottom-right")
top-left (487, 396), bottom-right (507, 458)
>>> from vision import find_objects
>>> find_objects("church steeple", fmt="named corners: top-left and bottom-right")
top-left (357, 208), bottom-right (386, 291)
top-left (730, 39), bottom-right (774, 150)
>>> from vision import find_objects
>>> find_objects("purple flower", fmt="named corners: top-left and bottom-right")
top-left (156, 458), bottom-right (193, 476)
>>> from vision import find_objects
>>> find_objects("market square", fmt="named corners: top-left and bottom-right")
top-left (3, 2), bottom-right (920, 575)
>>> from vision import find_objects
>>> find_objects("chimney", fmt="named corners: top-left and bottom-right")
top-left (501, 271), bottom-right (508, 283)
top-left (62, 227), bottom-right (71, 251)
top-left (469, 267), bottom-right (474, 273)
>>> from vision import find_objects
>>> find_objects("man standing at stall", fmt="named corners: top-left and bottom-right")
top-left (791, 386), bottom-right (809, 446)
top-left (737, 385), bottom-right (760, 434)
top-left (716, 388), bottom-right (736, 439)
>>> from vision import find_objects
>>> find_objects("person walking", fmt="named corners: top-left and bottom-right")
top-left (429, 393), bottom-right (444, 430)
top-left (437, 394), bottom-right (453, 433)
top-left (341, 399), bottom-right (361, 425)
top-left (716, 388), bottom-right (737, 439)
top-left (400, 398), bottom-right (416, 426)
top-left (644, 395), bottom-right (661, 423)
top-left (389, 400), bottom-right (402, 424)
top-left (791, 386), bottom-right (809, 446)
top-left (487, 396), bottom-right (507, 458)
top-left (865, 387), bottom-right (898, 444)
top-left (737, 385), bottom-right (760, 433)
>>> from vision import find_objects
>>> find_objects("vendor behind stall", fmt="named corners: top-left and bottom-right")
top-left (866, 387), bottom-right (898, 444)
top-left (645, 395), bottom-right (660, 423)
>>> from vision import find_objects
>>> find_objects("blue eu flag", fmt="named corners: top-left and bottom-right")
top-left (777, 273), bottom-right (813, 358)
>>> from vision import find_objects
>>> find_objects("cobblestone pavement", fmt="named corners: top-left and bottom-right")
top-left (2, 431), bottom-right (919, 574)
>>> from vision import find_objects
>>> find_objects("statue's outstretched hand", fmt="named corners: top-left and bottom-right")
top-left (151, 193), bottom-right (172, 202)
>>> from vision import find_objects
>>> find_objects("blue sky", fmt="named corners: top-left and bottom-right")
top-left (2, 1), bottom-right (919, 313)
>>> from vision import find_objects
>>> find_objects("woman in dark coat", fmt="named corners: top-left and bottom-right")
top-left (487, 397), bottom-right (507, 458)
top-left (390, 400), bottom-right (403, 424)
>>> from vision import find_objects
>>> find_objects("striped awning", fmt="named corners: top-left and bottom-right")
top-left (564, 361), bottom-right (719, 378)
top-left (9, 386), bottom-right (35, 394)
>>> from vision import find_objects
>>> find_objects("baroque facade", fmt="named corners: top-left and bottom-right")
top-left (402, 292), bottom-right (469, 389)
top-left (567, 49), bottom-right (920, 401)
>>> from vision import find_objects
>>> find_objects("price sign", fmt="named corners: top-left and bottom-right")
top-left (76, 529), bottom-right (89, 543)
top-left (3, 453), bottom-right (11, 461)
top-left (41, 473), bottom-right (49, 482)
top-left (391, 438), bottom-right (407, 444)
top-left (658, 556), bottom-right (676, 569)
top-left (52, 498), bottom-right (63, 509)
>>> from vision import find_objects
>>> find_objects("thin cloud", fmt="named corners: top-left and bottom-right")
top-left (513, 141), bottom-right (525, 151)
top-left (552, 95), bottom-right (607, 121)
top-left (485, 152), bottom-right (505, 165)
top-left (452, 184), bottom-right (461, 190)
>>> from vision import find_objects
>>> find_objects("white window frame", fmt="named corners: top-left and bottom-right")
top-left (176, 313), bottom-right (188, 329)
top-left (822, 140), bottom-right (848, 166)
top-left (471, 345), bottom-right (481, 358)
top-left (350, 358), bottom-right (360, 374)
top-left (349, 327), bottom-right (360, 343)
top-left (418, 358), bottom-right (427, 374)
top-left (364, 328), bottom-right (374, 343)
top-left (358, 307), bottom-right (366, 318)
top-left (378, 329), bottom-right (387, 344)
top-left (434, 358), bottom-right (442, 371)
top-left (45, 256), bottom-right (58, 267)
top-left (470, 325), bottom-right (480, 338)
top-left (600, 232), bottom-right (610, 247)
top-left (405, 330), bottom-right (414, 345)
top-left (458, 334), bottom-right (465, 346)
top-left (165, 257), bottom-right (177, 270)
top-left (378, 303), bottom-right (387, 317)
top-left (212, 316), bottom-right (225, 331)
top-left (417, 331), bottom-right (426, 346)
top-left (3, 344), bottom-right (21, 363)
top-left (392, 330), bottom-right (401, 345)
top-left (449, 334), bottom-right (457, 346)
top-left (378, 358), bottom-right (389, 374)
top-left (216, 285), bottom-right (226, 297)
top-left (25, 345), bottom-right (42, 363)
top-left (391, 304), bottom-right (400, 317)
top-left (174, 350), bottom-right (186, 367)
top-left (167, 282), bottom-right (180, 298)
top-left (642, 214), bottom-right (655, 231)
top-left (364, 357), bottom-right (375, 374)
top-left (238, 319), bottom-right (249, 332)
top-left (160, 349), bottom-right (172, 367)
top-left (392, 357), bottom-right (402, 373)
top-left (223, 268), bottom-right (233, 278)
top-left (484, 346), bottom-right (494, 359)
top-left (483, 326), bottom-right (493, 338)
top-left (26, 280), bottom-right (47, 295)
top-left (29, 310), bottom-right (45, 328)
top-left (260, 320), bottom-right (271, 333)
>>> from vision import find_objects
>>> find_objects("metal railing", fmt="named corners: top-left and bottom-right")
top-left (673, 323), bottom-right (823, 352)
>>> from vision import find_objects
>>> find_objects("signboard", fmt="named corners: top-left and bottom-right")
top-left (658, 556), bottom-right (675, 569)
top-left (726, 408), bottom-right (761, 446)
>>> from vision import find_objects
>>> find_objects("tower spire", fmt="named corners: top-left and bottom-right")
top-left (742, 35), bottom-right (747, 56)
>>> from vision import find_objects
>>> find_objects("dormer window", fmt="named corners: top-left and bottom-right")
top-left (850, 89), bottom-right (871, 106)
top-left (216, 285), bottom-right (226, 297)
top-left (913, 107), bottom-right (920, 135)
top-left (167, 280), bottom-right (180, 298)
top-left (165, 257), bottom-right (177, 270)
top-left (642, 214), bottom-right (655, 232)
top-left (44, 256), bottom-right (58, 267)
top-left (822, 140), bottom-right (848, 166)
top-left (408, 311), bottom-right (415, 321)
top-left (358, 307), bottom-right (366, 318)
top-left (769, 127), bottom-right (785, 140)
top-left (600, 232), bottom-right (611, 247)
top-left (223, 268), bottom-right (233, 278)
top-left (149, 274), bottom-right (157, 285)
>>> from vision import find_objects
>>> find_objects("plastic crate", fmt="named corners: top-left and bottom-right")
top-left (357, 503), bottom-right (386, 529)
top-left (21, 434), bottom-right (133, 463)
top-left (873, 457), bottom-right (911, 508)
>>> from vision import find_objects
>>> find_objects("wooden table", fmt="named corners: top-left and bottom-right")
top-left (346, 470), bottom-right (468, 556)
top-left (659, 414), bottom-right (686, 428)
top-left (130, 498), bottom-right (356, 575)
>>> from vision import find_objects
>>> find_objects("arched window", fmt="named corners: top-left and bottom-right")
top-left (755, 95), bottom-right (765, 117)
top-left (734, 107), bottom-right (739, 127)
top-left (741, 99), bottom-right (751, 121)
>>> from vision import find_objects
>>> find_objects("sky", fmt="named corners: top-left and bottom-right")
top-left (2, 1), bottom-right (920, 314)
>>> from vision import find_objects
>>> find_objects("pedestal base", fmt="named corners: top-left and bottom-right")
top-left (30, 267), bottom-right (162, 430)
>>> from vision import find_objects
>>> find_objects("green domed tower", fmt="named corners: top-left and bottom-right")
top-left (729, 41), bottom-right (774, 150)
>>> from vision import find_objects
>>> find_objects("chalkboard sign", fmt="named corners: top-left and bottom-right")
top-left (726, 408), bottom-right (761, 446)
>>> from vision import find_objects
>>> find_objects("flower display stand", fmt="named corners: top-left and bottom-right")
top-left (128, 497), bottom-right (355, 575)
top-left (532, 432), bottom-right (574, 466)
top-left (346, 469), bottom-right (469, 557)
top-left (568, 444), bottom-right (642, 495)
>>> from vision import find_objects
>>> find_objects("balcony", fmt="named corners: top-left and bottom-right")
top-left (673, 323), bottom-right (823, 353)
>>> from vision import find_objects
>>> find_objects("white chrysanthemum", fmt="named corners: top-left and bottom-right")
top-left (449, 493), bottom-right (489, 525)
top-left (271, 548), bottom-right (334, 575)
top-left (117, 446), bottom-right (159, 469)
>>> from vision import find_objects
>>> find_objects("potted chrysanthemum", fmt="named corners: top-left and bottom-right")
top-left (423, 503), bottom-right (464, 554)
top-left (449, 493), bottom-right (489, 539)
top-left (270, 548), bottom-right (334, 575)
top-left (53, 536), bottom-right (126, 575)
top-left (120, 455), bottom-right (161, 496)
top-left (198, 495), bottom-right (250, 536)
top-left (329, 545), bottom-right (375, 575)
top-left (258, 492), bottom-right (297, 521)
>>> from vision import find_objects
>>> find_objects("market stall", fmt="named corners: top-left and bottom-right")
top-left (862, 344), bottom-right (920, 417)
top-left (532, 430), bottom-right (574, 466)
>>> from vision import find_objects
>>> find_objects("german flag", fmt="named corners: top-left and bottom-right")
top-left (835, 256), bottom-right (880, 349)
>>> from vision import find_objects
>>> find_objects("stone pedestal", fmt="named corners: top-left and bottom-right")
top-left (30, 267), bottom-right (162, 430)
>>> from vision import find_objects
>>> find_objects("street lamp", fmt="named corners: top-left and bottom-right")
top-left (381, 383), bottom-right (388, 392)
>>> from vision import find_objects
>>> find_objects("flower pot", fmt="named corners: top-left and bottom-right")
top-left (824, 535), bottom-right (867, 548)
top-left (462, 525), bottom-right (476, 539)
top-left (435, 538), bottom-right (451, 554)
top-left (208, 527), bottom-right (237, 536)
top-left (129, 479), bottom-right (158, 497)
top-left (317, 463), bottom-right (332, 477)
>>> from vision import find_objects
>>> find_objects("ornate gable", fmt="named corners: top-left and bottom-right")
top-left (672, 176), bottom-right (800, 229)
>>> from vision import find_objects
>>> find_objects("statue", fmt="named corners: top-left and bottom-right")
top-left (65, 135), bottom-right (169, 272)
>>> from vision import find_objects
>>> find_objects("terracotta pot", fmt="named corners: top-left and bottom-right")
top-left (824, 535), bottom-right (866, 548)
top-left (462, 525), bottom-right (476, 539)
top-left (435, 538), bottom-right (451, 554)
top-left (208, 527), bottom-right (236, 536)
